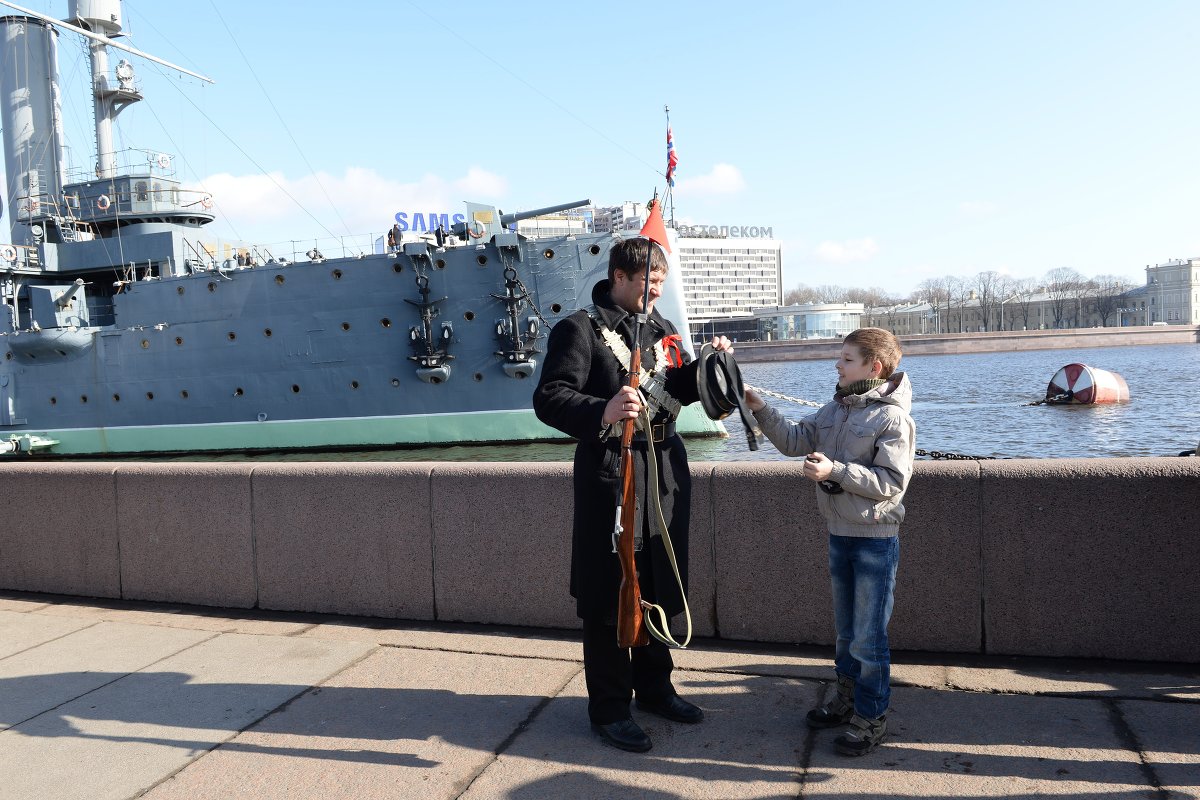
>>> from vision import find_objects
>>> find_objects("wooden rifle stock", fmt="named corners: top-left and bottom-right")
top-left (615, 346), bottom-right (649, 648)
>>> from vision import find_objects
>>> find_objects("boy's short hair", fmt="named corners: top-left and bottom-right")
top-left (844, 327), bottom-right (902, 379)
top-left (608, 237), bottom-right (668, 283)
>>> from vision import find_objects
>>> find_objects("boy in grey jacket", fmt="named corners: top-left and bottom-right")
top-left (745, 327), bottom-right (915, 756)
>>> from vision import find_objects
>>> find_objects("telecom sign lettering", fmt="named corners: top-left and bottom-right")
top-left (677, 224), bottom-right (774, 238)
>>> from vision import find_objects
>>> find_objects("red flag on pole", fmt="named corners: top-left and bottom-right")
top-left (639, 199), bottom-right (671, 254)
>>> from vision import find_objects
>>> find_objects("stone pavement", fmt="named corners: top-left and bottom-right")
top-left (1, 591), bottom-right (1197, 800)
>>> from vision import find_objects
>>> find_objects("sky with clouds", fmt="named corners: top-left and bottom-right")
top-left (4, 0), bottom-right (1199, 295)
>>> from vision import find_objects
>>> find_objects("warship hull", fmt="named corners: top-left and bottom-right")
top-left (1, 234), bottom-right (718, 456)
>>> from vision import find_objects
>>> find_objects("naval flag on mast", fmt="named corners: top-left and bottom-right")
top-left (666, 126), bottom-right (678, 187)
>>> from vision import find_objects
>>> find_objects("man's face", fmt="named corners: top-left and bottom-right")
top-left (611, 267), bottom-right (666, 315)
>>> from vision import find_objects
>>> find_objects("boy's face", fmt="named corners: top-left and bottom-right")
top-left (836, 344), bottom-right (883, 387)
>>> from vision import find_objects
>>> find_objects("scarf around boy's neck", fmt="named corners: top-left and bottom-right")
top-left (835, 377), bottom-right (887, 399)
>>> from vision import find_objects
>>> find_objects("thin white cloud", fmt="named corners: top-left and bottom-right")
top-left (454, 166), bottom-right (507, 198)
top-left (676, 163), bottom-right (746, 196)
top-left (198, 166), bottom-right (508, 244)
top-left (813, 237), bottom-right (880, 264)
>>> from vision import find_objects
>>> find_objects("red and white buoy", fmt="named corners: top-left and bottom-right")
top-left (1045, 363), bottom-right (1130, 405)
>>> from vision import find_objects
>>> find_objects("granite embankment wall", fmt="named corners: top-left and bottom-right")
top-left (2, 458), bottom-right (1198, 663)
top-left (734, 325), bottom-right (1200, 362)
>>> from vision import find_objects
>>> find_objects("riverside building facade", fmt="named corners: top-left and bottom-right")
top-left (861, 259), bottom-right (1200, 335)
top-left (1145, 258), bottom-right (1199, 325)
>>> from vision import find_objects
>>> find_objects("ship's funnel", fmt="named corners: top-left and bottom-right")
top-left (69, 0), bottom-right (125, 36)
top-left (0, 15), bottom-right (67, 246)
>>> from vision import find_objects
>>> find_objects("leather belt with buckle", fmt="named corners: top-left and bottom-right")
top-left (633, 422), bottom-right (675, 442)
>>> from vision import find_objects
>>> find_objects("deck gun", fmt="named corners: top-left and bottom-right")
top-left (449, 200), bottom-right (592, 240)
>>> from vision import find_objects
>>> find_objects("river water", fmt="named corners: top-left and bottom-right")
top-left (152, 342), bottom-right (1198, 463)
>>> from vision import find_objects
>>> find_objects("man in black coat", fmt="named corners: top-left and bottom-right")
top-left (533, 236), bottom-right (732, 753)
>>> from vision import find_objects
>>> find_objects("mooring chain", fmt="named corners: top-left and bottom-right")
top-left (916, 448), bottom-right (995, 461)
top-left (743, 384), bottom-right (824, 408)
top-left (1025, 393), bottom-right (1069, 406)
top-left (746, 383), bottom-right (995, 460)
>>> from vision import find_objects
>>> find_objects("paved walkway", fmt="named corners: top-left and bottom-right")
top-left (1, 591), bottom-right (1197, 799)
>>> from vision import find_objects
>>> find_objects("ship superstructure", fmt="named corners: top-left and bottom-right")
top-left (0, 0), bottom-right (719, 455)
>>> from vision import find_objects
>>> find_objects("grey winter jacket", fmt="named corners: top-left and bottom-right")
top-left (753, 372), bottom-right (916, 537)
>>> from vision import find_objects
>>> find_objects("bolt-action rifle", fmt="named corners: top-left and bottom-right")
top-left (612, 247), bottom-right (656, 649)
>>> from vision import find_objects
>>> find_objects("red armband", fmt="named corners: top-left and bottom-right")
top-left (661, 334), bottom-right (684, 368)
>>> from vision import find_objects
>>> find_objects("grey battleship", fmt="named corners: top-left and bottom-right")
top-left (0, 0), bottom-right (718, 456)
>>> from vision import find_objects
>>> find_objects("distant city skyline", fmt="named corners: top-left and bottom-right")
top-left (2, 1), bottom-right (1198, 295)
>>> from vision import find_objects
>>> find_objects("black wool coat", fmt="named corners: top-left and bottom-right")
top-left (533, 280), bottom-right (704, 621)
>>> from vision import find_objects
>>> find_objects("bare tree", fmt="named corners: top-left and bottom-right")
top-left (947, 276), bottom-right (971, 333)
top-left (1045, 267), bottom-right (1085, 328)
top-left (812, 284), bottom-right (850, 303)
top-left (972, 271), bottom-right (1006, 331)
top-left (1009, 277), bottom-right (1038, 330)
top-left (846, 286), bottom-right (898, 309)
top-left (783, 284), bottom-right (821, 305)
top-left (991, 275), bottom-right (1021, 331)
top-left (915, 277), bottom-right (953, 334)
top-left (1088, 275), bottom-right (1134, 327)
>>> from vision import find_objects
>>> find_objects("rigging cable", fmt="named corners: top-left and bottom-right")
top-left (204, 0), bottom-right (354, 239)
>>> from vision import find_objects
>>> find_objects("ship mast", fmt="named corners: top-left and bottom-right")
top-left (80, 5), bottom-right (136, 179)
top-left (0, 0), bottom-right (212, 180)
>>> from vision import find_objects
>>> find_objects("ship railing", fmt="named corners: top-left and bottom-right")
top-left (171, 229), bottom-right (485, 273)
top-left (63, 148), bottom-right (178, 184)
top-left (0, 243), bottom-right (40, 269)
top-left (275, 232), bottom-right (393, 263)
top-left (180, 237), bottom-right (219, 273)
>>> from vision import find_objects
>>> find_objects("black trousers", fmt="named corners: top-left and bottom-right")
top-left (582, 617), bottom-right (675, 724)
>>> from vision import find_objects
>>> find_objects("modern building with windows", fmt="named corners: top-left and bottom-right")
top-left (752, 302), bottom-right (864, 341)
top-left (677, 233), bottom-right (783, 342)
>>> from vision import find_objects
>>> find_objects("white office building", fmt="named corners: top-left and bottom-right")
top-left (676, 233), bottom-right (783, 341)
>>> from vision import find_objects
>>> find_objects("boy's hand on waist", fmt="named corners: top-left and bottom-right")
top-left (803, 453), bottom-right (834, 482)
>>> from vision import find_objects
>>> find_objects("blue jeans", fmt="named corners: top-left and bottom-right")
top-left (829, 534), bottom-right (899, 720)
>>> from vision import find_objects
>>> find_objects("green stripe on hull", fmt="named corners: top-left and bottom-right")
top-left (21, 404), bottom-right (725, 456)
